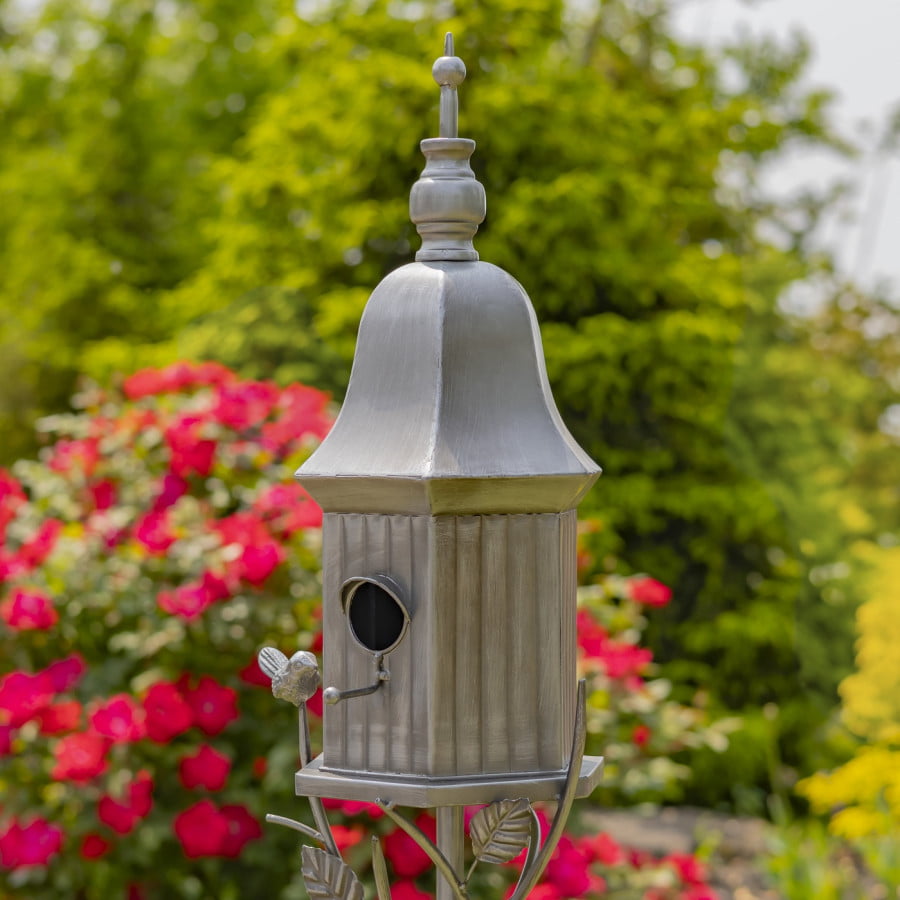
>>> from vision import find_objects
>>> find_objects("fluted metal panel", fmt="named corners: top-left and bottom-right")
top-left (556, 509), bottom-right (578, 766)
top-left (430, 519), bottom-right (457, 775)
top-left (507, 515), bottom-right (538, 769)
top-left (535, 515), bottom-right (563, 769)
top-left (454, 517), bottom-right (483, 773)
top-left (481, 516), bottom-right (509, 773)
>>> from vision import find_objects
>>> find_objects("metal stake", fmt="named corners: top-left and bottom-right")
top-left (436, 806), bottom-right (465, 900)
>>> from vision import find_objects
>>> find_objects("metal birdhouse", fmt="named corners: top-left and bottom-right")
top-left (260, 35), bottom-right (604, 899)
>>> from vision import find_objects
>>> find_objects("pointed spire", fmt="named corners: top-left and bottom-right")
top-left (409, 34), bottom-right (486, 262)
top-left (433, 33), bottom-right (466, 138)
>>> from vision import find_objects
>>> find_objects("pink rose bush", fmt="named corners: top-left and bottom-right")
top-left (0, 362), bottom-right (725, 899)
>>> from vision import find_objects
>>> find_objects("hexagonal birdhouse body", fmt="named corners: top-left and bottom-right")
top-left (292, 42), bottom-right (601, 807)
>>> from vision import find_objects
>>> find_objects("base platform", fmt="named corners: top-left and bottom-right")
top-left (295, 754), bottom-right (604, 808)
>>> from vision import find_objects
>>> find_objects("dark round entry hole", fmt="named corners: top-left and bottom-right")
top-left (346, 581), bottom-right (407, 653)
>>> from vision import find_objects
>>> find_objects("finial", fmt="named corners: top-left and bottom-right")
top-left (432, 32), bottom-right (466, 138)
top-left (410, 33), bottom-right (485, 261)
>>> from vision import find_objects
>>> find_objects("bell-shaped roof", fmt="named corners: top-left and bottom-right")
top-left (296, 35), bottom-right (600, 515)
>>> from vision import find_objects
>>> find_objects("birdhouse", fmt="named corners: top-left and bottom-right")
top-left (291, 36), bottom-right (602, 810)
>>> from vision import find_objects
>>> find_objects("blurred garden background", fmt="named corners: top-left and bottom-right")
top-left (1, 0), bottom-right (899, 897)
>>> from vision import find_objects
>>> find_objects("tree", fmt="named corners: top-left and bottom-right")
top-left (1, 0), bottom-right (896, 807)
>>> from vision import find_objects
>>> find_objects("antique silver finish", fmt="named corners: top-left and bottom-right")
top-left (263, 34), bottom-right (606, 898)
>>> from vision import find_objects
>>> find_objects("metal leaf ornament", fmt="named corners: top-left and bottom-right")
top-left (258, 647), bottom-right (320, 707)
top-left (469, 798), bottom-right (534, 864)
top-left (301, 846), bottom-right (364, 900)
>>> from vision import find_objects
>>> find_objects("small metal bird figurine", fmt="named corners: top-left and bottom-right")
top-left (258, 647), bottom-right (320, 707)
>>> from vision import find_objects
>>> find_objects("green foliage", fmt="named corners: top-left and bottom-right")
top-left (2, 0), bottom-right (898, 808)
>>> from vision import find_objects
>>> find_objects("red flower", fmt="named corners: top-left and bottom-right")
top-left (173, 800), bottom-right (231, 859)
top-left (51, 732), bottom-right (109, 782)
top-left (576, 608), bottom-right (609, 659)
top-left (213, 380), bottom-right (279, 430)
top-left (0, 725), bottom-right (13, 755)
top-left (90, 694), bottom-right (146, 743)
top-left (165, 415), bottom-right (217, 478)
top-left (0, 670), bottom-right (54, 727)
top-left (383, 813), bottom-right (436, 878)
top-left (48, 438), bottom-right (99, 477)
top-left (44, 654), bottom-right (86, 692)
top-left (629, 577), bottom-right (672, 607)
top-left (331, 825), bottom-right (365, 853)
top-left (322, 798), bottom-right (385, 819)
top-left (152, 473), bottom-right (188, 511)
top-left (134, 511), bottom-right (176, 555)
top-left (37, 700), bottom-right (83, 735)
top-left (0, 817), bottom-right (63, 869)
top-left (252, 756), bottom-right (267, 778)
top-left (89, 479), bottom-right (117, 511)
top-left (545, 835), bottom-right (591, 897)
top-left (80, 833), bottom-right (111, 860)
top-left (0, 587), bottom-right (58, 631)
top-left (124, 362), bottom-right (234, 399)
top-left (597, 641), bottom-right (653, 679)
top-left (239, 655), bottom-right (272, 688)
top-left (183, 676), bottom-right (238, 736)
top-left (142, 682), bottom-right (194, 743)
top-left (179, 745), bottom-right (231, 791)
top-left (665, 852), bottom-right (707, 886)
top-left (392, 883), bottom-right (432, 900)
top-left (98, 772), bottom-right (154, 835)
top-left (252, 483), bottom-right (322, 536)
top-left (584, 831), bottom-right (624, 866)
top-left (632, 724), bottom-right (652, 748)
top-left (215, 513), bottom-right (285, 586)
top-left (681, 887), bottom-right (719, 900)
top-left (219, 805), bottom-right (262, 858)
top-left (11, 519), bottom-right (63, 574)
top-left (261, 383), bottom-right (332, 455)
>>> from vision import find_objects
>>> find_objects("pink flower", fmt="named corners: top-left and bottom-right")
top-left (179, 745), bottom-right (231, 791)
top-left (219, 805), bottom-right (262, 858)
top-left (0, 670), bottom-right (54, 727)
top-left (16, 519), bottom-right (63, 571)
top-left (632, 724), bottom-right (652, 748)
top-left (383, 814), bottom-right (436, 878)
top-left (134, 511), bottom-right (176, 555)
top-left (143, 682), bottom-right (194, 743)
top-left (97, 772), bottom-right (154, 835)
top-left (681, 887), bottom-right (719, 900)
top-left (0, 725), bottom-right (13, 755)
top-left (90, 694), bottom-right (146, 743)
top-left (44, 654), bottom-right (86, 692)
top-left (173, 800), bottom-right (231, 859)
top-left (215, 513), bottom-right (285, 586)
top-left (252, 483), bottom-right (322, 536)
top-left (183, 676), bottom-right (238, 736)
top-left (213, 380), bottom-right (279, 430)
top-left (165, 416), bottom-right (217, 478)
top-left (124, 362), bottom-right (234, 399)
top-left (576, 609), bottom-right (609, 659)
top-left (37, 700), bottom-right (83, 735)
top-left (545, 835), bottom-right (592, 897)
top-left (80, 833), bottom-right (111, 860)
top-left (48, 438), bottom-right (99, 477)
top-left (629, 577), bottom-right (672, 607)
top-left (238, 655), bottom-right (272, 688)
top-left (665, 853), bottom-right (707, 886)
top-left (0, 587), bottom-right (58, 630)
top-left (89, 479), bottom-right (117, 511)
top-left (159, 570), bottom-right (229, 619)
top-left (0, 817), bottom-right (63, 869)
top-left (261, 383), bottom-right (332, 455)
top-left (152, 473), bottom-right (189, 511)
top-left (51, 732), bottom-right (109, 782)
top-left (330, 825), bottom-right (366, 852)
top-left (392, 882), bottom-right (432, 900)
top-left (584, 831), bottom-right (624, 867)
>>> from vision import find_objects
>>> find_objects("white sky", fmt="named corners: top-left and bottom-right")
top-left (672, 0), bottom-right (900, 296)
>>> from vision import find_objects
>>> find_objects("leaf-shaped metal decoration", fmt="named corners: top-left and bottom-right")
top-left (469, 798), bottom-right (534, 864)
top-left (258, 647), bottom-right (288, 680)
top-left (300, 846), bottom-right (364, 900)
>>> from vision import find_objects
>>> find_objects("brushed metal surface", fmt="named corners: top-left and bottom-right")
top-left (296, 261), bottom-right (600, 515)
top-left (321, 511), bottom-right (577, 781)
top-left (295, 754), bottom-right (605, 807)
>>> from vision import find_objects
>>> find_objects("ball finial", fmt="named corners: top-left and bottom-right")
top-left (432, 32), bottom-right (465, 138)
